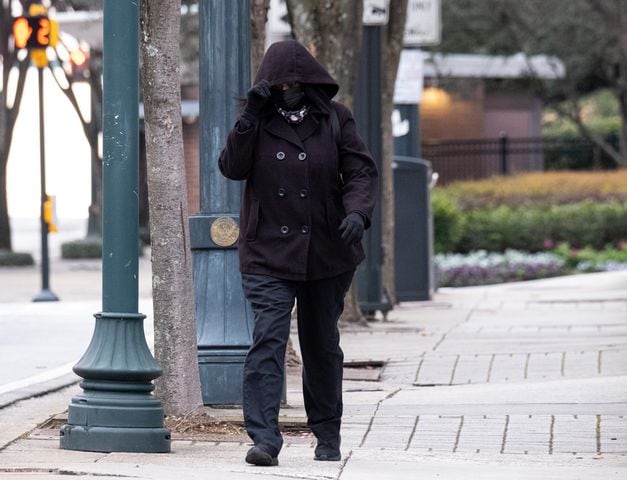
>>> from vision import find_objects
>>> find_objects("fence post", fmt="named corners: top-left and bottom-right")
top-left (500, 133), bottom-right (509, 175)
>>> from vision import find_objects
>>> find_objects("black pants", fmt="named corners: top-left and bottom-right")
top-left (241, 269), bottom-right (354, 457)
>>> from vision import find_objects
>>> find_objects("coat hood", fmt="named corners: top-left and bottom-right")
top-left (254, 40), bottom-right (339, 101)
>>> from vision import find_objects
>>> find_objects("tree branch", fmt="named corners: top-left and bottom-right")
top-left (552, 101), bottom-right (625, 166)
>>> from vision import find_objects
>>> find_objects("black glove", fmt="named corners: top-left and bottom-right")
top-left (244, 79), bottom-right (271, 117)
top-left (338, 212), bottom-right (365, 246)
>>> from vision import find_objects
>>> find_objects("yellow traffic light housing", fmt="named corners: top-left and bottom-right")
top-left (43, 195), bottom-right (58, 233)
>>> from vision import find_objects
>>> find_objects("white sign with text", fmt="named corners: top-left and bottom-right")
top-left (363, 0), bottom-right (389, 25)
top-left (404, 0), bottom-right (441, 46)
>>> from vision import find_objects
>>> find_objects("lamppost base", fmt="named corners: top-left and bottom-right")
top-left (60, 425), bottom-right (170, 453)
top-left (198, 348), bottom-right (248, 405)
top-left (33, 289), bottom-right (59, 302)
top-left (60, 386), bottom-right (171, 453)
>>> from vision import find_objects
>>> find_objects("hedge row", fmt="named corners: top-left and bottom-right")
top-left (439, 170), bottom-right (627, 210)
top-left (0, 250), bottom-right (34, 266)
top-left (433, 193), bottom-right (627, 253)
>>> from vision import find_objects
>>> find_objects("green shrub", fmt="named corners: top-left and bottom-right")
top-left (456, 201), bottom-right (627, 253)
top-left (0, 250), bottom-right (34, 266)
top-left (553, 243), bottom-right (627, 271)
top-left (61, 238), bottom-right (102, 259)
top-left (61, 237), bottom-right (145, 259)
top-left (431, 190), bottom-right (465, 253)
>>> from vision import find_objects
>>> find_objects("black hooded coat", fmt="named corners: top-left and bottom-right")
top-left (218, 40), bottom-right (379, 281)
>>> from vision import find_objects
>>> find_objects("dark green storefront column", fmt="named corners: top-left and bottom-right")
top-left (60, 0), bottom-right (170, 453)
top-left (189, 0), bottom-right (253, 405)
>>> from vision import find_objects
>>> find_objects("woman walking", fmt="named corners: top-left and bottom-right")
top-left (218, 40), bottom-right (378, 467)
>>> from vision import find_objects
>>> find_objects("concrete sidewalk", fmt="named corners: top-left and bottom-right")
top-left (0, 265), bottom-right (626, 479)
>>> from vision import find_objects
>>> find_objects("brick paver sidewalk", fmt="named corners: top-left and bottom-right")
top-left (0, 270), bottom-right (626, 479)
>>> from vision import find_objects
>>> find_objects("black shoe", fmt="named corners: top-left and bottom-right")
top-left (245, 446), bottom-right (279, 466)
top-left (314, 442), bottom-right (341, 461)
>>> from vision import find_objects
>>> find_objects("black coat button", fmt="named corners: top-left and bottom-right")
top-left (301, 225), bottom-right (309, 234)
top-left (278, 188), bottom-right (286, 197)
top-left (300, 189), bottom-right (308, 198)
top-left (298, 152), bottom-right (307, 161)
top-left (276, 151), bottom-right (285, 160)
top-left (280, 225), bottom-right (289, 234)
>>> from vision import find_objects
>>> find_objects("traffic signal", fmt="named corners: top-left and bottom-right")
top-left (43, 195), bottom-right (58, 233)
top-left (13, 15), bottom-right (58, 50)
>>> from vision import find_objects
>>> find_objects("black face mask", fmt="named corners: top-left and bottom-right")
top-left (274, 86), bottom-right (305, 110)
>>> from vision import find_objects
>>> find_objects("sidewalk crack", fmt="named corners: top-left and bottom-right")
top-left (500, 414), bottom-right (510, 454)
top-left (596, 414), bottom-right (602, 454)
top-left (336, 449), bottom-right (353, 479)
top-left (453, 415), bottom-right (464, 453)
top-left (549, 414), bottom-right (555, 454)
top-left (486, 354), bottom-right (495, 383)
top-left (405, 415), bottom-right (419, 451)
top-left (448, 355), bottom-right (460, 385)
top-left (358, 388), bottom-right (401, 448)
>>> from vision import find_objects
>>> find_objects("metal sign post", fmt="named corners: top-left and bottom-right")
top-left (32, 63), bottom-right (58, 302)
top-left (355, 6), bottom-right (391, 316)
top-left (190, 0), bottom-right (253, 405)
top-left (16, 3), bottom-right (61, 303)
top-left (60, 0), bottom-right (169, 453)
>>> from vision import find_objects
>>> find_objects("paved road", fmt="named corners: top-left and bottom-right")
top-left (0, 256), bottom-right (153, 407)
top-left (0, 264), bottom-right (625, 479)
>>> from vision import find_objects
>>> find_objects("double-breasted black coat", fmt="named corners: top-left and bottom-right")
top-left (218, 41), bottom-right (379, 281)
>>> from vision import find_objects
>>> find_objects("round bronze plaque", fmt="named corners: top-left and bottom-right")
top-left (210, 217), bottom-right (239, 247)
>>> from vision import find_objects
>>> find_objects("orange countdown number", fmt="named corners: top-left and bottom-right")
top-left (13, 17), bottom-right (31, 49)
top-left (12, 16), bottom-right (52, 49)
top-left (37, 18), bottom-right (50, 47)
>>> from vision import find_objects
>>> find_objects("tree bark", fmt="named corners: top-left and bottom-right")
top-left (380, 0), bottom-right (408, 307)
top-left (286, 0), bottom-right (366, 326)
top-left (250, 0), bottom-right (271, 75)
top-left (140, 0), bottom-right (203, 416)
top-left (286, 0), bottom-right (363, 109)
top-left (0, 54), bottom-right (28, 251)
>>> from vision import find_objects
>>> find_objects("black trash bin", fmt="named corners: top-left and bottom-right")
top-left (393, 156), bottom-right (435, 301)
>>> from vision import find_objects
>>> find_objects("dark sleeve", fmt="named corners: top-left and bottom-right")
top-left (217, 116), bottom-right (258, 181)
top-left (336, 104), bottom-right (379, 229)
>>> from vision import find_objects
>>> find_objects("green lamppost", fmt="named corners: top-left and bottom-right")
top-left (60, 0), bottom-right (170, 453)
top-left (190, 0), bottom-right (253, 405)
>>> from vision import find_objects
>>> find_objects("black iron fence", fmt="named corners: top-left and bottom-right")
top-left (422, 135), bottom-right (619, 185)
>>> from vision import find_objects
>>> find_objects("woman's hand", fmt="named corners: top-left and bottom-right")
top-left (245, 80), bottom-right (272, 116)
top-left (339, 212), bottom-right (365, 246)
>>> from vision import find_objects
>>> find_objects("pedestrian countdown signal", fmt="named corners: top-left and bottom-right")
top-left (13, 15), bottom-right (58, 50)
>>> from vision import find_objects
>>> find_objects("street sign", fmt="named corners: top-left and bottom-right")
top-left (363, 0), bottom-right (389, 25)
top-left (404, 0), bottom-right (441, 46)
top-left (394, 49), bottom-right (424, 104)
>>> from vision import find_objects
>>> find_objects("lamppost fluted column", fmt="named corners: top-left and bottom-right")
top-left (189, 0), bottom-right (253, 405)
top-left (60, 0), bottom-right (170, 453)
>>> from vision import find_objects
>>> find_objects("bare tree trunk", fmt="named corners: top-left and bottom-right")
top-left (140, 0), bottom-right (203, 416)
top-left (286, 0), bottom-right (366, 326)
top-left (380, 0), bottom-right (408, 307)
top-left (286, 0), bottom-right (363, 109)
top-left (0, 54), bottom-right (28, 251)
top-left (251, 0), bottom-right (271, 75)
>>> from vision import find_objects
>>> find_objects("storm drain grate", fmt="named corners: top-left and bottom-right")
top-left (343, 360), bottom-right (385, 382)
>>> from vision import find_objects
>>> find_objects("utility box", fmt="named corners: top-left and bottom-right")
top-left (394, 156), bottom-right (435, 301)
